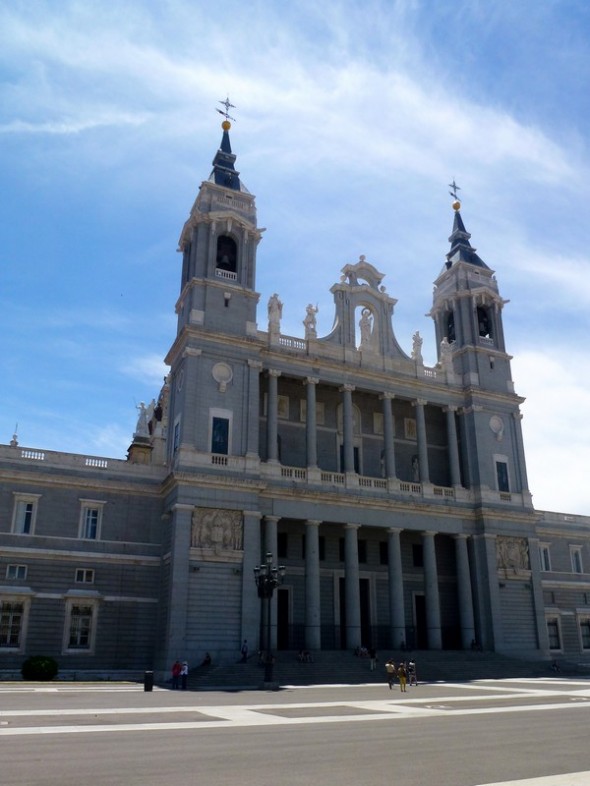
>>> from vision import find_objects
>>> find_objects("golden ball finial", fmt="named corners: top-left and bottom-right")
top-left (452, 199), bottom-right (461, 212)
top-left (222, 119), bottom-right (231, 131)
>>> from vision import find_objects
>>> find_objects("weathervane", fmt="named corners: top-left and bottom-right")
top-left (216, 97), bottom-right (236, 123)
top-left (448, 179), bottom-right (461, 200)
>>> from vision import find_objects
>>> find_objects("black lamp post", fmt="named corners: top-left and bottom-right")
top-left (254, 552), bottom-right (285, 683)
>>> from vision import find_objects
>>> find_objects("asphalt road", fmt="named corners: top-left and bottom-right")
top-left (1, 678), bottom-right (590, 786)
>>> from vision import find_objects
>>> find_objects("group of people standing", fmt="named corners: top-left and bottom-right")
top-left (385, 659), bottom-right (417, 691)
top-left (171, 659), bottom-right (189, 690)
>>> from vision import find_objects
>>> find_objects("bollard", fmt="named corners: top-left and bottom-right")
top-left (144, 670), bottom-right (154, 692)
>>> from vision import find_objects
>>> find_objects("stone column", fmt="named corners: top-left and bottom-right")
top-left (241, 511), bottom-right (262, 650)
top-left (246, 361), bottom-right (262, 458)
top-left (305, 377), bottom-right (319, 469)
top-left (266, 370), bottom-right (281, 463)
top-left (341, 385), bottom-right (356, 474)
top-left (454, 534), bottom-right (475, 649)
top-left (344, 523), bottom-right (362, 649)
top-left (413, 399), bottom-right (430, 483)
top-left (444, 406), bottom-right (462, 487)
top-left (422, 531), bottom-right (442, 649)
top-left (388, 527), bottom-right (406, 649)
top-left (164, 504), bottom-right (193, 665)
top-left (381, 393), bottom-right (397, 479)
top-left (264, 516), bottom-right (279, 650)
top-left (305, 520), bottom-right (322, 650)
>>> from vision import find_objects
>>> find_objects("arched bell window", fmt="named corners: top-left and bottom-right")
top-left (477, 306), bottom-right (492, 338)
top-left (446, 310), bottom-right (455, 343)
top-left (216, 235), bottom-right (237, 274)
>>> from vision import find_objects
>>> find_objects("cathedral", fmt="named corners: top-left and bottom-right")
top-left (1, 116), bottom-right (589, 678)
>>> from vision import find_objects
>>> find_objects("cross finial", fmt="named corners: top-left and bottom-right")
top-left (216, 97), bottom-right (236, 123)
top-left (448, 179), bottom-right (461, 199)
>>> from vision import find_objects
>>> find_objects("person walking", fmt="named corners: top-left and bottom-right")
top-left (171, 659), bottom-right (182, 689)
top-left (397, 661), bottom-right (407, 692)
top-left (385, 659), bottom-right (396, 690)
top-left (240, 639), bottom-right (249, 663)
top-left (408, 659), bottom-right (417, 686)
top-left (180, 660), bottom-right (189, 690)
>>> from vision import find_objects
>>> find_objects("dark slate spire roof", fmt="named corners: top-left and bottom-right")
top-left (209, 122), bottom-right (247, 192)
top-left (445, 204), bottom-right (488, 269)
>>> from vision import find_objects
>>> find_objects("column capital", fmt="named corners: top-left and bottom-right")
top-left (443, 405), bottom-right (458, 413)
top-left (305, 519), bottom-right (322, 528)
top-left (380, 392), bottom-right (395, 401)
top-left (387, 527), bottom-right (403, 536)
top-left (305, 376), bottom-right (319, 386)
top-left (243, 510), bottom-right (262, 520)
top-left (248, 360), bottom-right (263, 370)
top-left (340, 384), bottom-right (355, 393)
top-left (345, 522), bottom-right (360, 531)
top-left (422, 530), bottom-right (437, 539)
top-left (453, 532), bottom-right (469, 541)
top-left (264, 515), bottom-right (281, 524)
top-left (512, 411), bottom-right (524, 421)
top-left (412, 398), bottom-right (428, 407)
top-left (182, 347), bottom-right (202, 358)
top-left (268, 369), bottom-right (281, 378)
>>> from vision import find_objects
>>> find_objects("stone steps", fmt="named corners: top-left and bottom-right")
top-left (179, 650), bottom-right (586, 691)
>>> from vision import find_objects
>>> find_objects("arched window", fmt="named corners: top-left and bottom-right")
top-left (477, 306), bottom-right (492, 338)
top-left (446, 310), bottom-right (455, 343)
top-left (216, 235), bottom-right (237, 274)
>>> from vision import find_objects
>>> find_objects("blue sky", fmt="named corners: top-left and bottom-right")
top-left (1, 0), bottom-right (589, 514)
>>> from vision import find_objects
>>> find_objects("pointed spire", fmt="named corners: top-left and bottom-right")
top-left (445, 191), bottom-right (488, 270)
top-left (210, 97), bottom-right (244, 192)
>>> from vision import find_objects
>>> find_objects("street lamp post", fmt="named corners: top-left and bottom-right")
top-left (253, 552), bottom-right (286, 683)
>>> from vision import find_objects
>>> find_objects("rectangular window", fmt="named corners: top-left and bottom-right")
top-left (539, 545), bottom-right (551, 572)
top-left (571, 547), bottom-right (583, 574)
top-left (79, 501), bottom-right (104, 540)
top-left (404, 418), bottom-right (417, 440)
top-left (75, 569), bottom-right (95, 584)
top-left (496, 461), bottom-right (510, 493)
top-left (12, 494), bottom-right (40, 535)
top-left (413, 544), bottom-right (424, 568)
top-left (547, 618), bottom-right (561, 650)
top-left (580, 620), bottom-right (590, 650)
top-left (83, 509), bottom-right (99, 539)
top-left (6, 565), bottom-right (27, 581)
top-left (68, 604), bottom-right (94, 649)
top-left (277, 532), bottom-right (288, 559)
top-left (379, 541), bottom-right (389, 565)
top-left (0, 601), bottom-right (25, 648)
top-left (358, 539), bottom-right (367, 563)
top-left (211, 416), bottom-right (230, 455)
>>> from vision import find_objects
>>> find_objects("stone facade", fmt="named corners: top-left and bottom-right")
top-left (1, 121), bottom-right (589, 677)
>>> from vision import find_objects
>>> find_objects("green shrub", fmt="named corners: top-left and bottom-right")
top-left (21, 656), bottom-right (59, 681)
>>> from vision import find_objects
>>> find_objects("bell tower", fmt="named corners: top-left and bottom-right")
top-left (164, 105), bottom-right (264, 465)
top-left (430, 192), bottom-right (532, 506)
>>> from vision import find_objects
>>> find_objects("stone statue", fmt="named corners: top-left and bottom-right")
top-left (359, 308), bottom-right (372, 346)
top-left (134, 402), bottom-right (149, 438)
top-left (411, 331), bottom-right (423, 363)
top-left (303, 303), bottom-right (318, 339)
top-left (268, 293), bottom-right (283, 335)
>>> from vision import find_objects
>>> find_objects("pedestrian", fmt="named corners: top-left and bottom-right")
top-left (171, 659), bottom-right (182, 689)
top-left (240, 639), bottom-right (249, 663)
top-left (398, 661), bottom-right (407, 692)
top-left (385, 659), bottom-right (396, 690)
top-left (180, 660), bottom-right (189, 690)
top-left (408, 659), bottom-right (417, 686)
top-left (369, 647), bottom-right (377, 671)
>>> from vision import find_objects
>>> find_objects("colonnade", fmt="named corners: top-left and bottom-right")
top-left (263, 371), bottom-right (463, 486)
top-left (242, 514), bottom-right (476, 654)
